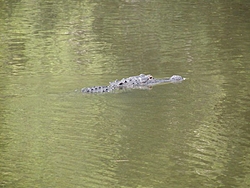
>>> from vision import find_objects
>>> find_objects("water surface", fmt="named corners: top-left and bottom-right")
top-left (1, 0), bottom-right (250, 187)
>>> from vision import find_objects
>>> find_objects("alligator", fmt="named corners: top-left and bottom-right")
top-left (81, 74), bottom-right (185, 93)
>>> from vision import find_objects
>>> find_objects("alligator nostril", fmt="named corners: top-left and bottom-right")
top-left (119, 83), bottom-right (123, 85)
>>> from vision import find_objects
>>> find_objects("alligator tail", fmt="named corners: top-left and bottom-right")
top-left (81, 86), bottom-right (113, 93)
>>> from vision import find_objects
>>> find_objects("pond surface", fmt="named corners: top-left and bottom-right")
top-left (1, 0), bottom-right (250, 187)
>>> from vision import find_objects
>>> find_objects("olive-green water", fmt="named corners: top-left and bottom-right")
top-left (1, 1), bottom-right (250, 187)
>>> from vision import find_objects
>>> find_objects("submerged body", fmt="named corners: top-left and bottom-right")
top-left (81, 74), bottom-right (185, 93)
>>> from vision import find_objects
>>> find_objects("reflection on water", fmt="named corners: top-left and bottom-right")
top-left (1, 0), bottom-right (250, 188)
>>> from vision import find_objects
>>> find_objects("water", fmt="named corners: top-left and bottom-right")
top-left (1, 0), bottom-right (250, 187)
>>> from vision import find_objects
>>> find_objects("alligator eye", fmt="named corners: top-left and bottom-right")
top-left (99, 86), bottom-right (101, 89)
top-left (149, 76), bottom-right (153, 79)
top-left (124, 80), bottom-right (127, 83)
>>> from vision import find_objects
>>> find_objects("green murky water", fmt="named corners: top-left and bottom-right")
top-left (1, 1), bottom-right (250, 187)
